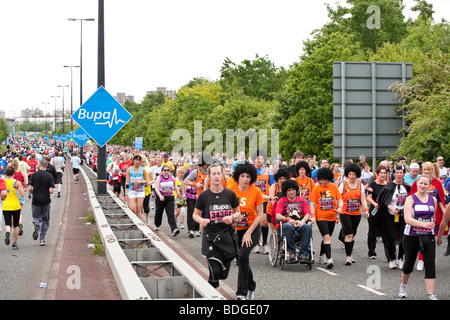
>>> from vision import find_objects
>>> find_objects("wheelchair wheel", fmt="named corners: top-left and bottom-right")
top-left (280, 236), bottom-right (287, 270)
top-left (268, 229), bottom-right (279, 267)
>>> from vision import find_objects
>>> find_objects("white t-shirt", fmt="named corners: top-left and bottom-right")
top-left (71, 156), bottom-right (81, 169)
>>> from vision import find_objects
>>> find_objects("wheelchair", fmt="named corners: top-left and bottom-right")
top-left (268, 219), bottom-right (314, 270)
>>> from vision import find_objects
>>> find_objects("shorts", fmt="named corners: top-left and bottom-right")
top-left (73, 168), bottom-right (79, 175)
top-left (56, 172), bottom-right (63, 184)
top-left (176, 197), bottom-right (186, 207)
top-left (127, 190), bottom-right (145, 198)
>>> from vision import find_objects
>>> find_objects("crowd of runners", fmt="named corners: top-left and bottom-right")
top-left (95, 145), bottom-right (450, 300)
top-left (2, 134), bottom-right (450, 300)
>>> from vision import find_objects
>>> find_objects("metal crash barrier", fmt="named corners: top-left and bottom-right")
top-left (79, 163), bottom-right (225, 300)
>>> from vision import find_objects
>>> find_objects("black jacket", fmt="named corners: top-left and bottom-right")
top-left (202, 224), bottom-right (239, 268)
top-left (377, 182), bottom-right (411, 247)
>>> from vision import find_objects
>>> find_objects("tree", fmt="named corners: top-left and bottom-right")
top-left (325, 0), bottom-right (408, 52)
top-left (219, 54), bottom-right (287, 101)
top-left (389, 51), bottom-right (450, 161)
top-left (276, 31), bottom-right (367, 160)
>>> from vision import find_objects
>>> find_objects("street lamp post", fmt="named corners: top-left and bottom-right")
top-left (57, 85), bottom-right (69, 147)
top-left (63, 65), bottom-right (80, 131)
top-left (68, 18), bottom-right (95, 109)
top-left (42, 102), bottom-right (50, 134)
top-left (51, 95), bottom-right (60, 132)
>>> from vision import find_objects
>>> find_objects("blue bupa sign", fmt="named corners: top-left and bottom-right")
top-left (71, 86), bottom-right (132, 148)
top-left (72, 127), bottom-right (90, 147)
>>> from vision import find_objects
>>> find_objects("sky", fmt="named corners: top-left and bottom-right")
top-left (0, 0), bottom-right (448, 118)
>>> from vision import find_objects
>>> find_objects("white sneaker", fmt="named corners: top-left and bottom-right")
top-left (253, 245), bottom-right (260, 254)
top-left (345, 256), bottom-right (352, 265)
top-left (194, 231), bottom-right (201, 237)
top-left (416, 259), bottom-right (424, 271)
top-left (327, 258), bottom-right (334, 269)
top-left (262, 244), bottom-right (269, 255)
top-left (318, 254), bottom-right (328, 264)
top-left (398, 284), bottom-right (407, 298)
top-left (397, 258), bottom-right (404, 269)
top-left (427, 293), bottom-right (438, 300)
top-left (389, 260), bottom-right (397, 269)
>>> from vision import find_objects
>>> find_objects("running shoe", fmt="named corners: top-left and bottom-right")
top-left (172, 228), bottom-right (180, 237)
top-left (427, 293), bottom-right (438, 300)
top-left (327, 258), bottom-right (334, 269)
top-left (389, 260), bottom-right (397, 269)
top-left (345, 256), bottom-right (352, 265)
top-left (40, 240), bottom-right (46, 246)
top-left (398, 284), bottom-right (407, 298)
top-left (397, 258), bottom-right (404, 269)
top-left (188, 230), bottom-right (194, 238)
top-left (5, 232), bottom-right (10, 245)
top-left (33, 224), bottom-right (40, 241)
top-left (318, 254), bottom-right (328, 264)
top-left (12, 242), bottom-right (18, 250)
top-left (246, 291), bottom-right (254, 300)
top-left (19, 224), bottom-right (23, 236)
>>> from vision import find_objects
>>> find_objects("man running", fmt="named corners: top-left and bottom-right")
top-left (70, 152), bottom-right (81, 184)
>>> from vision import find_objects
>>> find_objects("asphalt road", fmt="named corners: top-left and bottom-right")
top-left (0, 170), bottom-right (69, 300)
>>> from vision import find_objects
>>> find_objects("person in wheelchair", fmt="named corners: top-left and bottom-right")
top-left (275, 179), bottom-right (312, 263)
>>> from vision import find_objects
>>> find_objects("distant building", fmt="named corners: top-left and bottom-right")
top-left (147, 87), bottom-right (177, 99)
top-left (114, 92), bottom-right (135, 105)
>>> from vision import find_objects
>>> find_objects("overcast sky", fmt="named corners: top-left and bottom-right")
top-left (0, 0), bottom-right (448, 118)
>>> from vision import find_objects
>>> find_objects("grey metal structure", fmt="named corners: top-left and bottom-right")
top-left (80, 163), bottom-right (225, 300)
top-left (333, 61), bottom-right (413, 165)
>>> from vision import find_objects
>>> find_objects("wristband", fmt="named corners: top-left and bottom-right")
top-left (286, 217), bottom-right (291, 222)
top-left (364, 208), bottom-right (369, 213)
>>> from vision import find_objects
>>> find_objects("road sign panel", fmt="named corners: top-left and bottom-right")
top-left (60, 134), bottom-right (67, 142)
top-left (71, 86), bottom-right (132, 147)
top-left (53, 133), bottom-right (59, 140)
top-left (72, 127), bottom-right (90, 147)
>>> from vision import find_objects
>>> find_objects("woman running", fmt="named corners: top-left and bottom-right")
top-left (193, 163), bottom-right (241, 291)
top-left (377, 165), bottom-right (411, 269)
top-left (309, 167), bottom-right (343, 268)
top-left (3, 166), bottom-right (25, 249)
top-left (294, 161), bottom-right (315, 203)
top-left (125, 155), bottom-right (148, 222)
top-left (398, 175), bottom-right (437, 300)
top-left (227, 161), bottom-right (265, 300)
top-left (366, 165), bottom-right (388, 259)
top-left (154, 164), bottom-right (180, 236)
top-left (339, 163), bottom-right (369, 265)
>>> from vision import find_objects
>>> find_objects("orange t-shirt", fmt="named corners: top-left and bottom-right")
top-left (228, 181), bottom-right (265, 230)
top-left (309, 183), bottom-right (342, 221)
top-left (339, 181), bottom-right (364, 216)
top-left (295, 176), bottom-right (315, 201)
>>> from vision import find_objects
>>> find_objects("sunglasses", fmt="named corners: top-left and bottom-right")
top-left (163, 169), bottom-right (170, 172)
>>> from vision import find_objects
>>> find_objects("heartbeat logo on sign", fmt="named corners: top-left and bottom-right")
top-left (77, 108), bottom-right (126, 128)
top-left (71, 86), bottom-right (132, 147)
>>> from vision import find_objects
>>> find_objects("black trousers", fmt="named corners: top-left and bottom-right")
top-left (236, 226), bottom-right (260, 296)
top-left (154, 196), bottom-right (176, 231)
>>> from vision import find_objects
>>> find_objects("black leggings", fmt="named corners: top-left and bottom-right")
top-left (154, 196), bottom-right (176, 231)
top-left (402, 234), bottom-right (436, 279)
top-left (207, 258), bottom-right (232, 288)
top-left (3, 210), bottom-right (21, 228)
top-left (236, 227), bottom-right (260, 296)
top-left (317, 220), bottom-right (336, 259)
